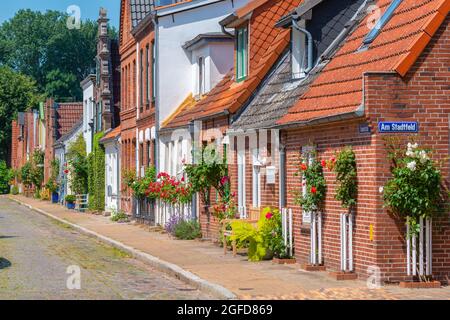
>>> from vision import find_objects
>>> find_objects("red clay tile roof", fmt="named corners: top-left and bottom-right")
top-left (56, 102), bottom-right (83, 137)
top-left (100, 126), bottom-right (121, 142)
top-left (162, 94), bottom-right (199, 129)
top-left (164, 0), bottom-right (302, 129)
top-left (278, 0), bottom-right (449, 125)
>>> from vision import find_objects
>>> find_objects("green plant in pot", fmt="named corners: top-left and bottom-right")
top-left (230, 207), bottom-right (286, 262)
top-left (65, 195), bottom-right (76, 210)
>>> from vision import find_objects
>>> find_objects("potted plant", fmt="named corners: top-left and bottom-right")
top-left (46, 180), bottom-right (59, 203)
top-left (65, 195), bottom-right (76, 210)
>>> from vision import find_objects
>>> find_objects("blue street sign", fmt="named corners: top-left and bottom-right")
top-left (378, 121), bottom-right (418, 133)
top-left (359, 124), bottom-right (371, 134)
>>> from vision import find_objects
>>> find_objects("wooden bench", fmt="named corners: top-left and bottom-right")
top-left (221, 208), bottom-right (261, 257)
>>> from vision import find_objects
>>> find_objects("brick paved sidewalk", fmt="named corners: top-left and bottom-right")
top-left (7, 195), bottom-right (450, 300)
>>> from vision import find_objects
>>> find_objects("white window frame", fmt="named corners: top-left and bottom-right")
top-left (198, 56), bottom-right (206, 96)
top-left (237, 137), bottom-right (246, 218)
top-left (252, 147), bottom-right (261, 208)
top-left (292, 22), bottom-right (307, 79)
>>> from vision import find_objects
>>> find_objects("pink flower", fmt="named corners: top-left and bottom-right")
top-left (266, 212), bottom-right (273, 219)
top-left (220, 176), bottom-right (230, 185)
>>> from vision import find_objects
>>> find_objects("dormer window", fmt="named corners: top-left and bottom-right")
top-left (236, 26), bottom-right (248, 82)
top-left (291, 19), bottom-right (313, 80)
top-left (198, 56), bottom-right (206, 96)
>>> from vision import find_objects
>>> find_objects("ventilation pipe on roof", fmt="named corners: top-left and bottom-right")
top-left (292, 16), bottom-right (314, 74)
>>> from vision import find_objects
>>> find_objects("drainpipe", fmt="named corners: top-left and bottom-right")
top-left (279, 143), bottom-right (286, 209)
top-left (152, 14), bottom-right (160, 174)
top-left (292, 17), bottom-right (313, 74)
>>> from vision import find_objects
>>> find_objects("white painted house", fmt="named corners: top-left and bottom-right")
top-left (100, 127), bottom-right (121, 213)
top-left (53, 122), bottom-right (83, 201)
top-left (151, 0), bottom-right (249, 224)
top-left (81, 75), bottom-right (96, 155)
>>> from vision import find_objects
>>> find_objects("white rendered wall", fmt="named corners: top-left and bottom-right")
top-left (156, 0), bottom-right (248, 125)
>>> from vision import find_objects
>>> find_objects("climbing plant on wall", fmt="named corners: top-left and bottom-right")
top-left (67, 134), bottom-right (88, 195)
top-left (329, 147), bottom-right (358, 209)
top-left (88, 132), bottom-right (105, 211)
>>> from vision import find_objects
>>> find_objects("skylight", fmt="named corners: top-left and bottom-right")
top-left (363, 0), bottom-right (403, 45)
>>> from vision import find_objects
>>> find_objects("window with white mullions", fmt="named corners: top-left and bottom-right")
top-left (252, 147), bottom-right (261, 208)
top-left (292, 24), bottom-right (308, 79)
top-left (236, 26), bottom-right (248, 82)
top-left (198, 56), bottom-right (206, 96)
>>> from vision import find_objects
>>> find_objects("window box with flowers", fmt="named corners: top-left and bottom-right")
top-left (382, 139), bottom-right (446, 286)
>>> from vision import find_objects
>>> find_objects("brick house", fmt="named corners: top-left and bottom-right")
top-left (118, 0), bottom-right (153, 214)
top-left (10, 110), bottom-right (40, 193)
top-left (273, 0), bottom-right (450, 284)
top-left (10, 100), bottom-right (82, 193)
top-left (43, 99), bottom-right (83, 183)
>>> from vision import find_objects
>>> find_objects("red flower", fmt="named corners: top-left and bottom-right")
top-left (331, 156), bottom-right (336, 163)
top-left (321, 160), bottom-right (327, 167)
top-left (220, 176), bottom-right (230, 185)
top-left (311, 186), bottom-right (317, 194)
top-left (181, 177), bottom-right (185, 182)
top-left (300, 163), bottom-right (308, 171)
top-left (265, 212), bottom-right (273, 220)
top-left (64, 169), bottom-right (69, 175)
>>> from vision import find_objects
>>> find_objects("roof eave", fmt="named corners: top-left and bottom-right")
top-left (276, 104), bottom-right (365, 130)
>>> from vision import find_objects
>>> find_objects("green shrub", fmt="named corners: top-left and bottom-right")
top-left (0, 160), bottom-right (12, 194)
top-left (65, 195), bottom-right (76, 203)
top-left (110, 210), bottom-right (129, 223)
top-left (11, 185), bottom-right (19, 195)
top-left (174, 220), bottom-right (202, 240)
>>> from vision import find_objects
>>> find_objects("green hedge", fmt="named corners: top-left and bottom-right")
top-left (88, 132), bottom-right (105, 211)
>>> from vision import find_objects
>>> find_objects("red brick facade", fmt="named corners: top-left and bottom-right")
top-left (275, 16), bottom-right (449, 284)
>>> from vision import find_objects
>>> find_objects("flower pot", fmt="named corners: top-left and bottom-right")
top-left (51, 192), bottom-right (59, 204)
top-left (272, 258), bottom-right (297, 265)
top-left (66, 202), bottom-right (75, 210)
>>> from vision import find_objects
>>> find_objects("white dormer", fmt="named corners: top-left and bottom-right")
top-left (183, 33), bottom-right (235, 99)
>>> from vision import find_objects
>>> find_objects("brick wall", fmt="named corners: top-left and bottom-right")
top-left (364, 16), bottom-right (450, 283)
top-left (283, 120), bottom-right (378, 278)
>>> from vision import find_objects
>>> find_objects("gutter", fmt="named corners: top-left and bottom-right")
top-left (275, 104), bottom-right (365, 131)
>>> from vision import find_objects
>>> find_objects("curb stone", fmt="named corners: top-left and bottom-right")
top-left (8, 196), bottom-right (237, 300)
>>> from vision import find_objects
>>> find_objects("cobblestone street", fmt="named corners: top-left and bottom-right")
top-left (0, 198), bottom-right (212, 300)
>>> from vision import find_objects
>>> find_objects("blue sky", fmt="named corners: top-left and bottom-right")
top-left (0, 0), bottom-right (120, 28)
